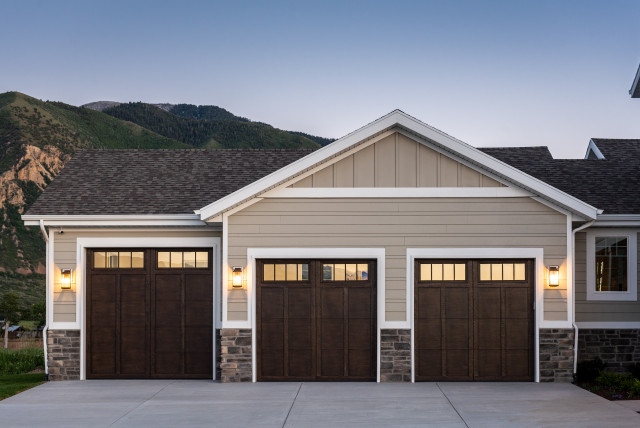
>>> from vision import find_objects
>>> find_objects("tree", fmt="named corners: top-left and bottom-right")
top-left (32, 301), bottom-right (46, 327)
top-left (0, 292), bottom-right (20, 348)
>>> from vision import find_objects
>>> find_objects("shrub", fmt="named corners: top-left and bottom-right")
top-left (629, 362), bottom-right (640, 381)
top-left (0, 348), bottom-right (44, 375)
top-left (577, 358), bottom-right (606, 383)
top-left (595, 371), bottom-right (640, 398)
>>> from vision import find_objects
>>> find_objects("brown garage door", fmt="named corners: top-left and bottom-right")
top-left (257, 260), bottom-right (376, 381)
top-left (86, 249), bottom-right (213, 379)
top-left (415, 259), bottom-right (534, 381)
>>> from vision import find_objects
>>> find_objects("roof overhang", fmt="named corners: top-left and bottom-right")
top-left (594, 214), bottom-right (640, 227)
top-left (631, 63), bottom-right (640, 98)
top-left (22, 214), bottom-right (214, 227)
top-left (197, 110), bottom-right (600, 221)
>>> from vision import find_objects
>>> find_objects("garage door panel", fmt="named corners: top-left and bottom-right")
top-left (445, 318), bottom-right (471, 349)
top-left (505, 320), bottom-right (530, 349)
top-left (418, 288), bottom-right (441, 318)
top-left (155, 275), bottom-right (181, 300)
top-left (185, 353), bottom-right (212, 375)
top-left (446, 350), bottom-right (471, 377)
top-left (155, 328), bottom-right (181, 352)
top-left (288, 321), bottom-right (312, 348)
top-left (261, 350), bottom-right (284, 377)
top-left (477, 349), bottom-right (501, 378)
top-left (90, 275), bottom-right (116, 300)
top-left (476, 288), bottom-right (501, 318)
top-left (348, 319), bottom-right (373, 349)
top-left (185, 328), bottom-right (211, 351)
top-left (91, 304), bottom-right (116, 327)
top-left (417, 350), bottom-right (442, 377)
top-left (287, 288), bottom-right (312, 318)
top-left (91, 353), bottom-right (116, 374)
top-left (444, 288), bottom-right (470, 318)
top-left (261, 321), bottom-right (284, 350)
top-left (260, 289), bottom-right (285, 319)
top-left (320, 288), bottom-right (344, 318)
top-left (320, 349), bottom-right (344, 377)
top-left (320, 319), bottom-right (344, 349)
top-left (185, 274), bottom-right (212, 301)
top-left (505, 288), bottom-right (529, 319)
top-left (347, 288), bottom-right (373, 318)
top-left (348, 349), bottom-right (372, 377)
top-left (91, 327), bottom-right (116, 350)
top-left (417, 319), bottom-right (441, 348)
top-left (185, 301), bottom-right (211, 326)
top-left (155, 352), bottom-right (181, 374)
top-left (505, 350), bottom-right (531, 377)
top-left (288, 350), bottom-right (313, 378)
top-left (477, 319), bottom-right (501, 349)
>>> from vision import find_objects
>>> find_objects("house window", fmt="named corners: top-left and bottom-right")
top-left (586, 230), bottom-right (637, 301)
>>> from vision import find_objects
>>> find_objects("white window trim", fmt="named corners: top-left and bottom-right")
top-left (586, 229), bottom-right (637, 301)
top-left (75, 236), bottom-right (221, 381)
top-left (245, 247), bottom-right (386, 383)
top-left (406, 247), bottom-right (544, 383)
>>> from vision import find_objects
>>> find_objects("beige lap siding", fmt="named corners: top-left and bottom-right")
top-left (575, 230), bottom-right (640, 322)
top-left (52, 229), bottom-right (221, 323)
top-left (227, 197), bottom-right (568, 322)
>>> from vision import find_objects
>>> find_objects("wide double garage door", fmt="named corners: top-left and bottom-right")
top-left (257, 260), bottom-right (377, 381)
top-left (415, 259), bottom-right (534, 381)
top-left (86, 249), bottom-right (213, 379)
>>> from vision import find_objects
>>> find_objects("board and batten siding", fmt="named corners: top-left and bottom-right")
top-left (52, 229), bottom-right (221, 323)
top-left (575, 230), bottom-right (640, 322)
top-left (290, 133), bottom-right (504, 189)
top-left (227, 197), bottom-right (568, 322)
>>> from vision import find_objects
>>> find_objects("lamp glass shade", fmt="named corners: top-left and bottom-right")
top-left (548, 266), bottom-right (559, 287)
top-left (232, 267), bottom-right (243, 287)
top-left (61, 269), bottom-right (72, 289)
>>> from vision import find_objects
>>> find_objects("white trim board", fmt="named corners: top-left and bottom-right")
top-left (585, 229), bottom-right (638, 301)
top-left (406, 247), bottom-right (545, 383)
top-left (262, 187), bottom-right (530, 199)
top-left (576, 322), bottom-right (640, 329)
top-left (198, 110), bottom-right (599, 221)
top-left (23, 214), bottom-right (211, 227)
top-left (75, 236), bottom-right (221, 381)
top-left (244, 247), bottom-right (386, 383)
top-left (584, 140), bottom-right (605, 160)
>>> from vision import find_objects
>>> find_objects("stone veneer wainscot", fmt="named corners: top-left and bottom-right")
top-left (539, 328), bottom-right (574, 382)
top-left (219, 329), bottom-right (252, 382)
top-left (46, 330), bottom-right (80, 380)
top-left (380, 329), bottom-right (411, 382)
top-left (578, 329), bottom-right (640, 373)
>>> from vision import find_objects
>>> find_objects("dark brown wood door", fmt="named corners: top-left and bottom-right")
top-left (415, 259), bottom-right (534, 382)
top-left (257, 260), bottom-right (376, 381)
top-left (86, 249), bottom-right (213, 379)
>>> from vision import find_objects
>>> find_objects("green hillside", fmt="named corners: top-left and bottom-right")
top-left (104, 102), bottom-right (321, 149)
top-left (168, 103), bottom-right (249, 122)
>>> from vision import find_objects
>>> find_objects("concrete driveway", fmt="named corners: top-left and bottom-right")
top-left (2, 381), bottom-right (639, 428)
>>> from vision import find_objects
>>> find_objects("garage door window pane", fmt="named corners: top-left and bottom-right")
top-left (357, 264), bottom-right (368, 280)
top-left (455, 264), bottom-right (466, 281)
top-left (94, 252), bottom-right (106, 268)
top-left (503, 264), bottom-right (514, 281)
top-left (196, 252), bottom-right (208, 268)
top-left (420, 264), bottom-right (431, 281)
top-left (298, 264), bottom-right (309, 281)
top-left (275, 264), bottom-right (286, 281)
top-left (264, 264), bottom-right (275, 281)
top-left (480, 264), bottom-right (491, 281)
top-left (158, 252), bottom-right (170, 268)
top-left (183, 252), bottom-right (196, 268)
top-left (132, 252), bottom-right (144, 268)
top-left (107, 252), bottom-right (119, 268)
top-left (346, 264), bottom-right (357, 281)
top-left (170, 252), bottom-right (182, 268)
top-left (119, 252), bottom-right (131, 268)
top-left (286, 264), bottom-right (297, 281)
top-left (491, 264), bottom-right (503, 280)
top-left (514, 263), bottom-right (526, 281)
top-left (443, 264), bottom-right (454, 281)
top-left (323, 264), bottom-right (334, 281)
top-left (432, 264), bottom-right (443, 281)
top-left (334, 264), bottom-right (346, 281)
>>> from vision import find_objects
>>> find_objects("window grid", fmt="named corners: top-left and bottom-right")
top-left (420, 263), bottom-right (466, 281)
top-left (94, 251), bottom-right (144, 269)
top-left (322, 263), bottom-right (369, 281)
top-left (479, 263), bottom-right (525, 281)
top-left (263, 264), bottom-right (309, 282)
top-left (157, 251), bottom-right (209, 269)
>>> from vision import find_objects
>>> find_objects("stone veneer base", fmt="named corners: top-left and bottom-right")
top-left (578, 329), bottom-right (640, 373)
top-left (380, 329), bottom-right (411, 382)
top-left (219, 328), bottom-right (252, 382)
top-left (539, 328), bottom-right (574, 382)
top-left (46, 329), bottom-right (80, 381)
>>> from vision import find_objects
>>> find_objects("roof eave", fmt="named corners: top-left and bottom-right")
top-left (22, 214), bottom-right (214, 227)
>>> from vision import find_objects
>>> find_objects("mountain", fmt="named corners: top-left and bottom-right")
top-left (0, 91), bottom-right (192, 307)
top-left (102, 102), bottom-right (322, 149)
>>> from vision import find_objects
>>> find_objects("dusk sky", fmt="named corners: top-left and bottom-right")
top-left (3, 0), bottom-right (640, 158)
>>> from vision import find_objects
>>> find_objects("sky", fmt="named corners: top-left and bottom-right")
top-left (2, 0), bottom-right (640, 158)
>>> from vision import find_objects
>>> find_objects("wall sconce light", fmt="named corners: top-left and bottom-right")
top-left (231, 266), bottom-right (243, 289)
top-left (548, 265), bottom-right (559, 287)
top-left (61, 269), bottom-right (73, 290)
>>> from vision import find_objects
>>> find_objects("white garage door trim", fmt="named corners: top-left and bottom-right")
top-left (406, 247), bottom-right (544, 383)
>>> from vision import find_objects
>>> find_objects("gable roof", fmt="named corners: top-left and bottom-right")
top-left (25, 149), bottom-right (313, 216)
top-left (197, 110), bottom-right (599, 220)
top-left (479, 144), bottom-right (640, 214)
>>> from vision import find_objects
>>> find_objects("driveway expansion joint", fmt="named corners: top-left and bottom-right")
top-left (106, 380), bottom-right (177, 428)
top-left (282, 382), bottom-right (303, 428)
top-left (436, 382), bottom-right (469, 428)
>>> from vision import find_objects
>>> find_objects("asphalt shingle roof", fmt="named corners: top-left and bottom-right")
top-left (479, 142), bottom-right (640, 215)
top-left (27, 149), bottom-right (314, 215)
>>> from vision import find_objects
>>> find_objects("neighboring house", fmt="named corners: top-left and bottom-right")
top-left (630, 62), bottom-right (640, 98)
top-left (22, 110), bottom-right (640, 383)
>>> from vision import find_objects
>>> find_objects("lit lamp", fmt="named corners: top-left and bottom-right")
top-left (548, 265), bottom-right (559, 287)
top-left (231, 266), bottom-right (243, 289)
top-left (61, 269), bottom-right (73, 290)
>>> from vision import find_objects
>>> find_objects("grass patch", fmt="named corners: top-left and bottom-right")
top-left (0, 348), bottom-right (44, 375)
top-left (0, 373), bottom-right (46, 400)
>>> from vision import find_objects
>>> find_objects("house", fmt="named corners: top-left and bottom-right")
top-left (22, 110), bottom-right (640, 382)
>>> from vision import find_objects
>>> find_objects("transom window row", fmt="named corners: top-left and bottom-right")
top-left (157, 251), bottom-right (209, 269)
top-left (480, 263), bottom-right (526, 281)
top-left (94, 251), bottom-right (144, 269)
top-left (263, 264), bottom-right (309, 281)
top-left (419, 262), bottom-right (526, 282)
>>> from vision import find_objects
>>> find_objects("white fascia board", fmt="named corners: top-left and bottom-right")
top-left (22, 214), bottom-right (207, 227)
top-left (595, 214), bottom-right (640, 226)
top-left (262, 187), bottom-right (531, 199)
top-left (584, 139), bottom-right (605, 160)
top-left (198, 110), bottom-right (599, 221)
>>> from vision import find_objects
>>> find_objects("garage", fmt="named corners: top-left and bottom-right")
top-left (86, 249), bottom-right (213, 379)
top-left (415, 259), bottom-right (534, 381)
top-left (256, 260), bottom-right (376, 381)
